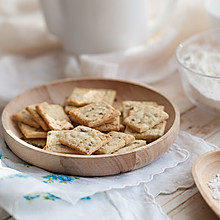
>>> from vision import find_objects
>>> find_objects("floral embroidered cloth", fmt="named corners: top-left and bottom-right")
top-left (0, 131), bottom-right (218, 220)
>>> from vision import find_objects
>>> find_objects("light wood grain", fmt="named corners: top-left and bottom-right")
top-left (1, 78), bottom-right (179, 177)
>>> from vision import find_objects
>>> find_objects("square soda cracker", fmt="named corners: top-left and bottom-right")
top-left (114, 140), bottom-right (147, 154)
top-left (66, 87), bottom-right (116, 106)
top-left (93, 116), bottom-right (120, 132)
top-left (59, 125), bottom-right (112, 155)
top-left (18, 122), bottom-right (47, 139)
top-left (69, 101), bottom-right (121, 127)
top-left (12, 109), bottom-right (40, 128)
top-left (36, 102), bottom-right (73, 131)
top-left (122, 101), bottom-right (159, 120)
top-left (124, 121), bottom-right (167, 141)
top-left (94, 131), bottom-right (135, 154)
top-left (26, 104), bottom-right (49, 131)
top-left (123, 106), bottom-right (169, 133)
top-left (44, 130), bottom-right (78, 154)
top-left (128, 104), bottom-right (165, 116)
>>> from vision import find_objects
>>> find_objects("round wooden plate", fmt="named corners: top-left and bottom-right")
top-left (2, 78), bottom-right (180, 176)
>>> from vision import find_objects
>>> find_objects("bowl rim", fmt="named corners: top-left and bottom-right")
top-left (175, 28), bottom-right (220, 80)
top-left (1, 77), bottom-right (180, 159)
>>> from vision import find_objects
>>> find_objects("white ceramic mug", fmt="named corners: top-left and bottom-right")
top-left (40, 0), bottom-right (175, 55)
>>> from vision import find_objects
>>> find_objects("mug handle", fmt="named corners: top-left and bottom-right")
top-left (148, 0), bottom-right (176, 35)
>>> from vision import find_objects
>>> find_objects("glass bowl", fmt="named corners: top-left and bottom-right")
top-left (176, 29), bottom-right (220, 116)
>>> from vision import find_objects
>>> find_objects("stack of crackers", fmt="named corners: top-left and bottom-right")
top-left (12, 87), bottom-right (169, 155)
top-left (122, 101), bottom-right (169, 143)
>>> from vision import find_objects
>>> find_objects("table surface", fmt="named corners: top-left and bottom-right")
top-left (0, 70), bottom-right (219, 220)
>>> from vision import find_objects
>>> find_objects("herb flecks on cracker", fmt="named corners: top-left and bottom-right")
top-left (123, 106), bottom-right (169, 133)
top-left (69, 101), bottom-right (121, 127)
top-left (59, 126), bottom-right (111, 155)
top-left (44, 130), bottom-right (78, 154)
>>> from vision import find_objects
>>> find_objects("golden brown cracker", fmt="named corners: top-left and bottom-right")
top-left (66, 88), bottom-right (116, 106)
top-left (114, 140), bottom-right (147, 154)
top-left (123, 106), bottom-right (169, 132)
top-left (18, 122), bottom-right (47, 139)
top-left (36, 102), bottom-right (73, 131)
top-left (44, 130), bottom-right (78, 154)
top-left (12, 109), bottom-right (40, 128)
top-left (95, 131), bottom-right (135, 154)
top-left (122, 101), bottom-right (158, 120)
top-left (26, 104), bottom-right (49, 131)
top-left (124, 121), bottom-right (167, 142)
top-left (59, 125), bottom-right (111, 155)
top-left (69, 101), bottom-right (121, 127)
top-left (93, 116), bottom-right (120, 132)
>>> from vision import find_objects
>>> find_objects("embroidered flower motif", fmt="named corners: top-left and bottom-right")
top-left (42, 174), bottom-right (75, 184)
top-left (24, 194), bottom-right (40, 201)
top-left (81, 196), bottom-right (91, 200)
top-left (0, 173), bottom-right (30, 181)
top-left (24, 193), bottom-right (61, 201)
top-left (43, 193), bottom-right (61, 201)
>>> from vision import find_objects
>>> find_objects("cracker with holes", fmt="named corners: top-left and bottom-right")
top-left (59, 126), bottom-right (111, 155)
top-left (124, 121), bottom-right (167, 141)
top-left (66, 87), bottom-right (116, 106)
top-left (95, 131), bottom-right (135, 154)
top-left (12, 109), bottom-right (40, 128)
top-left (18, 122), bottom-right (47, 139)
top-left (128, 104), bottom-right (165, 116)
top-left (122, 101), bottom-right (158, 120)
top-left (36, 102), bottom-right (73, 131)
top-left (69, 101), bottom-right (121, 127)
top-left (114, 140), bottom-right (147, 154)
top-left (44, 130), bottom-right (78, 154)
top-left (123, 106), bottom-right (169, 133)
top-left (26, 104), bottom-right (49, 131)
